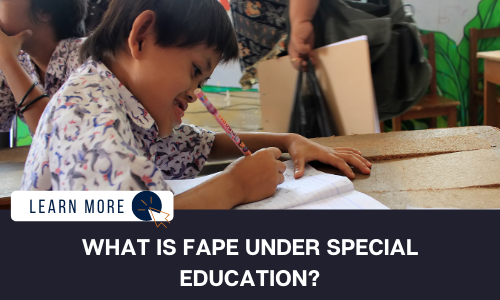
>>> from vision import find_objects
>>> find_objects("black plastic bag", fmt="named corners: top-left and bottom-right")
top-left (289, 60), bottom-right (337, 138)
top-left (284, 0), bottom-right (431, 121)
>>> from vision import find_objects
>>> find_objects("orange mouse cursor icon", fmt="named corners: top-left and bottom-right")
top-left (148, 207), bottom-right (171, 228)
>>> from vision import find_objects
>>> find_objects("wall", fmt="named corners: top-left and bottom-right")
top-left (406, 0), bottom-right (481, 45)
top-left (406, 0), bottom-right (500, 125)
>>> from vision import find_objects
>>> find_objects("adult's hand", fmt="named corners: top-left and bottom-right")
top-left (288, 20), bottom-right (315, 71)
top-left (288, 0), bottom-right (320, 70)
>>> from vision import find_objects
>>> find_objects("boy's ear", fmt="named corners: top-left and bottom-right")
top-left (128, 10), bottom-right (157, 59)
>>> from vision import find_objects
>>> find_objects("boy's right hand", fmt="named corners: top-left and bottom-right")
top-left (0, 28), bottom-right (32, 71)
top-left (224, 147), bottom-right (286, 205)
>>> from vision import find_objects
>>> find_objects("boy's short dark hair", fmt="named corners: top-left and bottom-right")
top-left (79, 0), bottom-right (238, 64)
top-left (30, 0), bottom-right (88, 40)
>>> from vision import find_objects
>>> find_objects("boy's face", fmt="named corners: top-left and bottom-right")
top-left (133, 44), bottom-right (221, 138)
top-left (0, 0), bottom-right (32, 36)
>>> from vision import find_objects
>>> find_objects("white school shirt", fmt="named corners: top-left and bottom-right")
top-left (21, 59), bottom-right (215, 191)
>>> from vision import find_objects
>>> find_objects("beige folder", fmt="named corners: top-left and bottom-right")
top-left (259, 36), bottom-right (379, 136)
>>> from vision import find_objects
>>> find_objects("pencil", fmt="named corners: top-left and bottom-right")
top-left (194, 89), bottom-right (252, 156)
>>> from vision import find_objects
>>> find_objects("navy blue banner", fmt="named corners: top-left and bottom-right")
top-left (1, 210), bottom-right (499, 299)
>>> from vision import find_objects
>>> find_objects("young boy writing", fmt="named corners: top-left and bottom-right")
top-left (21, 0), bottom-right (372, 209)
top-left (0, 0), bottom-right (87, 133)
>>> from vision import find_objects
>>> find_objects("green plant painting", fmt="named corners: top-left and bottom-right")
top-left (428, 0), bottom-right (500, 126)
top-left (384, 0), bottom-right (500, 132)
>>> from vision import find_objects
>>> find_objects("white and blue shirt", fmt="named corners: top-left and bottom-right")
top-left (21, 59), bottom-right (215, 191)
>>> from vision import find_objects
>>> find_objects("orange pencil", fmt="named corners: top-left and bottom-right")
top-left (195, 89), bottom-right (251, 156)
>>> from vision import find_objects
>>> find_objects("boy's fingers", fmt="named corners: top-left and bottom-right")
top-left (277, 173), bottom-right (285, 185)
top-left (293, 158), bottom-right (305, 179)
top-left (333, 147), bottom-right (362, 155)
top-left (324, 154), bottom-right (355, 179)
top-left (336, 153), bottom-right (371, 174)
top-left (353, 154), bottom-right (372, 168)
top-left (334, 151), bottom-right (372, 168)
top-left (265, 147), bottom-right (282, 160)
top-left (277, 161), bottom-right (287, 174)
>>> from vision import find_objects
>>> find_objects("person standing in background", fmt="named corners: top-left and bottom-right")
top-left (230, 0), bottom-right (289, 89)
top-left (287, 0), bottom-right (319, 71)
top-left (286, 0), bottom-right (431, 121)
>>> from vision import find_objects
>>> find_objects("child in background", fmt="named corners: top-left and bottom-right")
top-left (21, 0), bottom-right (372, 209)
top-left (0, 0), bottom-right (87, 133)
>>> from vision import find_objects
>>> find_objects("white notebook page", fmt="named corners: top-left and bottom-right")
top-left (291, 191), bottom-right (388, 210)
top-left (165, 161), bottom-right (388, 210)
top-left (166, 173), bottom-right (218, 195)
top-left (235, 161), bottom-right (353, 209)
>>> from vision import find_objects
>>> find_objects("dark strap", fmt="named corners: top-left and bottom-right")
top-left (19, 94), bottom-right (49, 114)
top-left (19, 82), bottom-right (39, 108)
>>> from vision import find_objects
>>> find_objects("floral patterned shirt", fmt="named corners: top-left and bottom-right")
top-left (21, 59), bottom-right (215, 191)
top-left (0, 38), bottom-right (85, 132)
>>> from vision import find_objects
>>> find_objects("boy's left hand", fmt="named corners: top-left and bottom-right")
top-left (286, 134), bottom-right (372, 180)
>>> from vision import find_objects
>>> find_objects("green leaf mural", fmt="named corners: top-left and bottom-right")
top-left (433, 31), bottom-right (468, 125)
top-left (427, 0), bottom-right (500, 126)
top-left (467, 0), bottom-right (500, 56)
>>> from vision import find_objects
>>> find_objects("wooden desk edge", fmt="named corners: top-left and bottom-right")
top-left (1, 127), bottom-right (499, 209)
top-left (477, 50), bottom-right (500, 61)
top-left (0, 204), bottom-right (11, 210)
top-left (0, 195), bottom-right (11, 210)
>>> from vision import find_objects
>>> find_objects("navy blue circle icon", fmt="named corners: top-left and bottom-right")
top-left (132, 191), bottom-right (162, 221)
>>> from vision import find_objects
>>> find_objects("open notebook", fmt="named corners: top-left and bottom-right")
top-left (165, 161), bottom-right (388, 210)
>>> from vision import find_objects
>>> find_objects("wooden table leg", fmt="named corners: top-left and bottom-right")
top-left (429, 117), bottom-right (437, 128)
top-left (497, 97), bottom-right (500, 127)
top-left (447, 108), bottom-right (457, 127)
top-left (484, 80), bottom-right (499, 127)
top-left (469, 99), bottom-right (478, 126)
top-left (392, 116), bottom-right (402, 131)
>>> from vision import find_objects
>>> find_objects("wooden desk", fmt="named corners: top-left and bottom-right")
top-left (0, 146), bottom-right (30, 209)
top-left (1, 127), bottom-right (499, 209)
top-left (313, 126), bottom-right (500, 209)
top-left (476, 51), bottom-right (500, 128)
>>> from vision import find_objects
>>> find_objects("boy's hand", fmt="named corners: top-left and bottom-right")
top-left (224, 147), bottom-right (286, 205)
top-left (0, 28), bottom-right (32, 71)
top-left (285, 134), bottom-right (372, 179)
